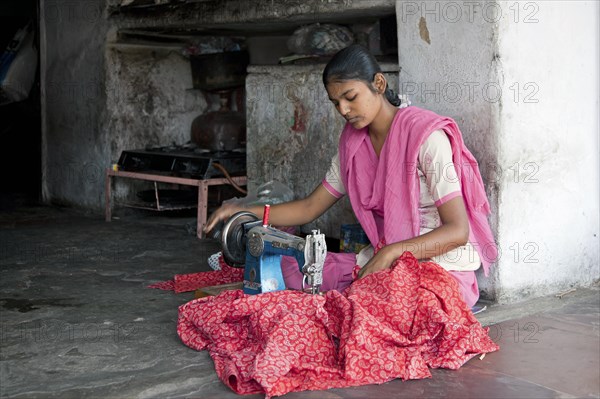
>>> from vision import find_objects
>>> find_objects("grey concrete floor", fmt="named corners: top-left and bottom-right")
top-left (1, 203), bottom-right (599, 398)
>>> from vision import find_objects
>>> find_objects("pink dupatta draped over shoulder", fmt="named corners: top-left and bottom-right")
top-left (339, 106), bottom-right (497, 276)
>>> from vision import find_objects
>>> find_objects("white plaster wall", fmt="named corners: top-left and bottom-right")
top-left (395, 0), bottom-right (501, 299)
top-left (495, 0), bottom-right (600, 302)
top-left (395, 0), bottom-right (600, 302)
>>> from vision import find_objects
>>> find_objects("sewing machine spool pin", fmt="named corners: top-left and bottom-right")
top-left (262, 204), bottom-right (270, 226)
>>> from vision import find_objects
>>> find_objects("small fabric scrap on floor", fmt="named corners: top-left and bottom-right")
top-left (177, 252), bottom-right (499, 398)
top-left (148, 255), bottom-right (243, 293)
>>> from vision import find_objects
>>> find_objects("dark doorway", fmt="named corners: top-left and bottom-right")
top-left (0, 0), bottom-right (41, 211)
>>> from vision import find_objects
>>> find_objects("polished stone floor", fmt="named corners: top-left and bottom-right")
top-left (1, 203), bottom-right (598, 398)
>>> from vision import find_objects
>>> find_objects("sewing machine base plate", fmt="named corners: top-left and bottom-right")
top-left (195, 282), bottom-right (244, 298)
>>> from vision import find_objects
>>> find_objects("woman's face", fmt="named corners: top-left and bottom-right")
top-left (325, 79), bottom-right (382, 130)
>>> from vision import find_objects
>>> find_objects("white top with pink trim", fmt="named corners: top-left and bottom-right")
top-left (322, 130), bottom-right (481, 272)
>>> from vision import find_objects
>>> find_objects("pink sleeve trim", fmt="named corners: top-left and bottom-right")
top-left (434, 191), bottom-right (462, 207)
top-left (322, 180), bottom-right (344, 198)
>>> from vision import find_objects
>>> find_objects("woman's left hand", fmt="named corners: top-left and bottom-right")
top-left (357, 246), bottom-right (397, 279)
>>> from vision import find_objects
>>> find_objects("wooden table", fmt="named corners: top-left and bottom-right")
top-left (105, 169), bottom-right (247, 238)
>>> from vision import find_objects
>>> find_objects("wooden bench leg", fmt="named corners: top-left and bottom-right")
top-left (105, 170), bottom-right (112, 222)
top-left (197, 181), bottom-right (209, 239)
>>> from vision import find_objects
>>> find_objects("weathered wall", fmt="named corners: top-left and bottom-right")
top-left (110, 0), bottom-right (396, 31)
top-left (246, 63), bottom-right (399, 237)
top-left (395, 0), bottom-right (600, 302)
top-left (494, 1), bottom-right (600, 302)
top-left (41, 1), bottom-right (209, 206)
top-left (104, 43), bottom-right (209, 201)
top-left (41, 0), bottom-right (397, 211)
top-left (41, 0), bottom-right (111, 207)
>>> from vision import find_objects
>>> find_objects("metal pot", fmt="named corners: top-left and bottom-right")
top-left (191, 107), bottom-right (246, 152)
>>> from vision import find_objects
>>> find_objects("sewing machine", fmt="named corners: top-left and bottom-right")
top-left (219, 206), bottom-right (326, 295)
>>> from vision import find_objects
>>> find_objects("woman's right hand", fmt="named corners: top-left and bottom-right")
top-left (204, 203), bottom-right (247, 235)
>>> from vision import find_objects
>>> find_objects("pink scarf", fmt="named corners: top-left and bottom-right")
top-left (339, 106), bottom-right (497, 275)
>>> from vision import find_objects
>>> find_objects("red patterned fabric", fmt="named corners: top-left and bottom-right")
top-left (177, 252), bottom-right (499, 397)
top-left (148, 256), bottom-right (243, 293)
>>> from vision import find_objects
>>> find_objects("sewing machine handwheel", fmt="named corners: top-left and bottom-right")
top-left (221, 211), bottom-right (259, 267)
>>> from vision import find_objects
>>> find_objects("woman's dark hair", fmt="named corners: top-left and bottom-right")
top-left (322, 44), bottom-right (402, 107)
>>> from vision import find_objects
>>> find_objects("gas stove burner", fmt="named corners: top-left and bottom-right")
top-left (145, 145), bottom-right (178, 153)
top-left (117, 146), bottom-right (246, 180)
top-left (212, 150), bottom-right (235, 158)
top-left (181, 142), bottom-right (198, 149)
